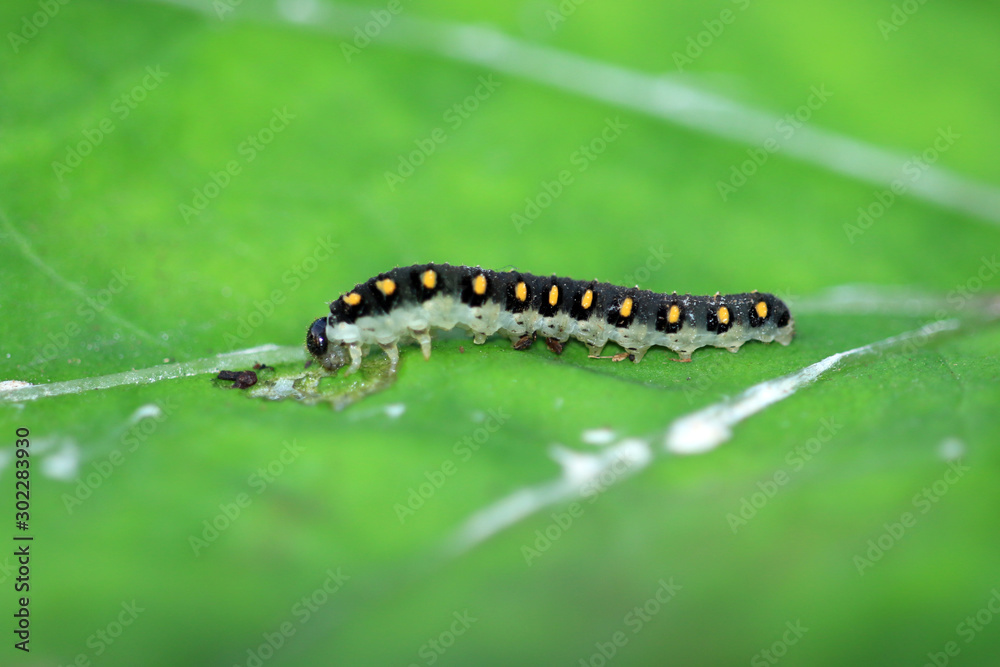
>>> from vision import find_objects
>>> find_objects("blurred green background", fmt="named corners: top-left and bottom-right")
top-left (2, 0), bottom-right (999, 665)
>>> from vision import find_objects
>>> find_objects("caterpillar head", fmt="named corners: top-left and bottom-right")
top-left (305, 317), bottom-right (348, 371)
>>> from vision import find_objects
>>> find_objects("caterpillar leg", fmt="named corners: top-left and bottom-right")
top-left (380, 342), bottom-right (400, 373)
top-left (586, 343), bottom-right (605, 358)
top-left (410, 328), bottom-right (433, 360)
top-left (545, 337), bottom-right (564, 355)
top-left (473, 333), bottom-right (487, 345)
top-left (345, 343), bottom-right (363, 375)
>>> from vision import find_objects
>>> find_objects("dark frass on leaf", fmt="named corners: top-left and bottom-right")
top-left (216, 370), bottom-right (258, 389)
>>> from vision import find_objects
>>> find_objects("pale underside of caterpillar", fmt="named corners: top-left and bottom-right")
top-left (305, 263), bottom-right (794, 374)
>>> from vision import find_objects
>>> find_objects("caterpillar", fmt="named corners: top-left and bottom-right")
top-left (305, 263), bottom-right (794, 374)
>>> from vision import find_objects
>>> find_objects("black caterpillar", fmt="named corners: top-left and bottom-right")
top-left (305, 263), bottom-right (794, 374)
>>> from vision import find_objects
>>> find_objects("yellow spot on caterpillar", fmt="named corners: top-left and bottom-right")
top-left (581, 289), bottom-right (593, 309)
top-left (548, 285), bottom-right (559, 307)
top-left (516, 281), bottom-right (527, 302)
top-left (755, 301), bottom-right (768, 319)
top-left (620, 297), bottom-right (633, 318)
top-left (343, 292), bottom-right (362, 306)
top-left (718, 306), bottom-right (730, 325)
top-left (472, 274), bottom-right (487, 295)
top-left (667, 304), bottom-right (680, 324)
top-left (422, 270), bottom-right (437, 290)
top-left (375, 279), bottom-right (396, 296)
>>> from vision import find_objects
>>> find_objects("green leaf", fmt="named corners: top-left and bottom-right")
top-left (2, 1), bottom-right (999, 665)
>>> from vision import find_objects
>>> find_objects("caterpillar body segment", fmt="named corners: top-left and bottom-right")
top-left (305, 263), bottom-right (794, 374)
